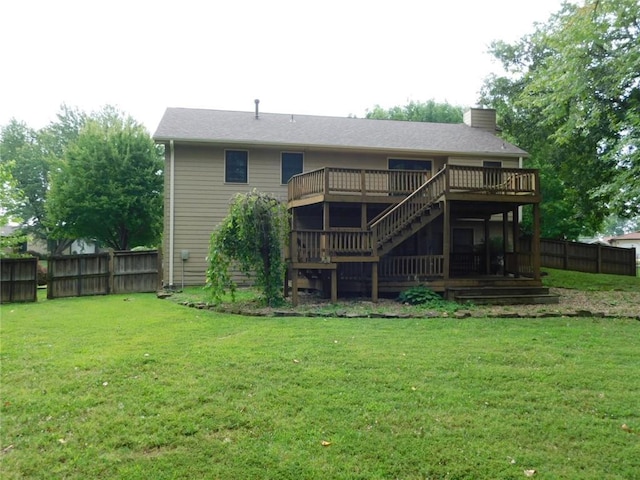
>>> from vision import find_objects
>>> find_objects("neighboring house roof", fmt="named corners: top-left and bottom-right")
top-left (607, 231), bottom-right (640, 242)
top-left (154, 107), bottom-right (528, 157)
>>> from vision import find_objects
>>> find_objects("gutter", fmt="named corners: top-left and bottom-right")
top-left (169, 139), bottom-right (175, 287)
top-left (152, 137), bottom-right (529, 159)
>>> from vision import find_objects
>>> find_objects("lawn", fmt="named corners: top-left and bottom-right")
top-left (1, 291), bottom-right (639, 478)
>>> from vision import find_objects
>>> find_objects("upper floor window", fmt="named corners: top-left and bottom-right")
top-left (388, 158), bottom-right (432, 171)
top-left (281, 152), bottom-right (303, 184)
top-left (225, 150), bottom-right (248, 183)
top-left (483, 161), bottom-right (503, 186)
top-left (483, 161), bottom-right (502, 169)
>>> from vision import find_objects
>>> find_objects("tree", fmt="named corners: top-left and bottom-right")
top-left (481, 0), bottom-right (639, 237)
top-left (0, 105), bottom-right (87, 251)
top-left (46, 107), bottom-right (163, 250)
top-left (206, 190), bottom-right (289, 306)
top-left (0, 161), bottom-right (27, 257)
top-left (365, 99), bottom-right (465, 123)
top-left (0, 120), bottom-right (49, 240)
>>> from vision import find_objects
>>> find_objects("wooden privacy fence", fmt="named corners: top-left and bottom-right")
top-left (522, 239), bottom-right (636, 276)
top-left (1, 257), bottom-right (38, 303)
top-left (48, 250), bottom-right (161, 299)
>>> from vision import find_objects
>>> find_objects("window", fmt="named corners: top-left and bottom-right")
top-left (483, 161), bottom-right (502, 168)
top-left (483, 160), bottom-right (502, 187)
top-left (388, 158), bottom-right (432, 195)
top-left (225, 150), bottom-right (248, 183)
top-left (388, 158), bottom-right (432, 171)
top-left (281, 152), bottom-right (303, 184)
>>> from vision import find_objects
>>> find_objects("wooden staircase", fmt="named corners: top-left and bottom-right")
top-left (447, 286), bottom-right (559, 305)
top-left (369, 170), bottom-right (446, 256)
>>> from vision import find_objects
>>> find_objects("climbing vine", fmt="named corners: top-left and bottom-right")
top-left (206, 190), bottom-right (289, 306)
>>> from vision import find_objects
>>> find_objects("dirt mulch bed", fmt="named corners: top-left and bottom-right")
top-left (173, 287), bottom-right (640, 320)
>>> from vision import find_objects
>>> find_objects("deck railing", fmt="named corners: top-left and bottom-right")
top-left (292, 229), bottom-right (373, 262)
top-left (288, 168), bottom-right (431, 201)
top-left (447, 166), bottom-right (538, 194)
top-left (288, 165), bottom-right (539, 202)
top-left (379, 255), bottom-right (445, 278)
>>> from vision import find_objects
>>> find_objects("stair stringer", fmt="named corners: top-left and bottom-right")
top-left (376, 204), bottom-right (443, 256)
top-left (369, 169), bottom-right (447, 256)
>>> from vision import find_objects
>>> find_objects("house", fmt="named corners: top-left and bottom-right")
top-left (154, 105), bottom-right (554, 304)
top-left (606, 232), bottom-right (640, 260)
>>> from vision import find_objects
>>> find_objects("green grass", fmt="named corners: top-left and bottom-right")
top-left (1, 292), bottom-right (639, 479)
top-left (542, 267), bottom-right (640, 291)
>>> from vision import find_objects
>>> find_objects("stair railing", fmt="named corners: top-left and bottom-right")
top-left (369, 167), bottom-right (448, 251)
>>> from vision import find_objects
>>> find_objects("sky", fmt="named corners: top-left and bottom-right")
top-left (1, 0), bottom-right (566, 134)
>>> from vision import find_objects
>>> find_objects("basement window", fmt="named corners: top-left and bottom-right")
top-left (225, 150), bottom-right (248, 183)
top-left (281, 152), bottom-right (304, 184)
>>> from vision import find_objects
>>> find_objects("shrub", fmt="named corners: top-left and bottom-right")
top-left (37, 263), bottom-right (47, 286)
top-left (397, 285), bottom-right (442, 305)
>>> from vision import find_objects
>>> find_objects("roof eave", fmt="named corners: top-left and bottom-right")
top-left (153, 136), bottom-right (529, 158)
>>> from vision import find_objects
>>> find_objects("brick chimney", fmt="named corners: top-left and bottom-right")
top-left (463, 108), bottom-right (497, 132)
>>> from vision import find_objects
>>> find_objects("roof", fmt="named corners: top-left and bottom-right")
top-left (153, 107), bottom-right (528, 157)
top-left (607, 231), bottom-right (640, 242)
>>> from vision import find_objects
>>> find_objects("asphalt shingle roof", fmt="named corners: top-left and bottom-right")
top-left (154, 107), bottom-right (528, 157)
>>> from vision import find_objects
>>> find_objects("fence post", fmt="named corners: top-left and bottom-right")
top-left (563, 240), bottom-right (569, 270)
top-left (77, 255), bottom-right (83, 297)
top-left (108, 249), bottom-right (115, 294)
top-left (157, 248), bottom-right (163, 291)
top-left (597, 244), bottom-right (602, 274)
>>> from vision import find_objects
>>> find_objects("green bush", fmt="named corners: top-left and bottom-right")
top-left (397, 285), bottom-right (442, 305)
top-left (37, 263), bottom-right (47, 286)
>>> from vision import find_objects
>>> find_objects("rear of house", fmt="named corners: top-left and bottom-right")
top-left (154, 106), bottom-right (551, 303)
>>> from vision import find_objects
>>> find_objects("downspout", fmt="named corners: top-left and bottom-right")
top-left (169, 140), bottom-right (175, 287)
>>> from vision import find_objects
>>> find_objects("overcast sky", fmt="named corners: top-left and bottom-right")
top-left (1, 0), bottom-right (566, 134)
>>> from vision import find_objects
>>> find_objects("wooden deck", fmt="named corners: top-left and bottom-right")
top-left (288, 165), bottom-right (540, 206)
top-left (287, 165), bottom-right (543, 305)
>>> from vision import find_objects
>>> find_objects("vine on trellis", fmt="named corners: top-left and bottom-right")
top-left (206, 190), bottom-right (289, 306)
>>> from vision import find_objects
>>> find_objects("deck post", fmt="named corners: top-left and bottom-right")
top-left (484, 217), bottom-right (491, 275)
top-left (372, 262), bottom-right (379, 302)
top-left (324, 167), bottom-right (330, 196)
top-left (512, 206), bottom-right (520, 277)
top-left (443, 200), bottom-right (450, 280)
top-left (283, 266), bottom-right (289, 298)
top-left (533, 203), bottom-right (541, 280)
top-left (331, 268), bottom-right (337, 302)
top-left (502, 212), bottom-right (508, 276)
top-left (291, 268), bottom-right (299, 306)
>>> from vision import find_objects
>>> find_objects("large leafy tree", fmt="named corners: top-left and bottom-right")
top-left (366, 99), bottom-right (465, 123)
top-left (0, 105), bottom-right (87, 250)
top-left (0, 161), bottom-right (27, 256)
top-left (481, 0), bottom-right (639, 238)
top-left (0, 120), bottom-right (50, 240)
top-left (47, 107), bottom-right (163, 250)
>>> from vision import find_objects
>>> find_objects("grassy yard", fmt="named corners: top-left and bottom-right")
top-left (542, 267), bottom-right (640, 291)
top-left (1, 290), bottom-right (639, 478)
